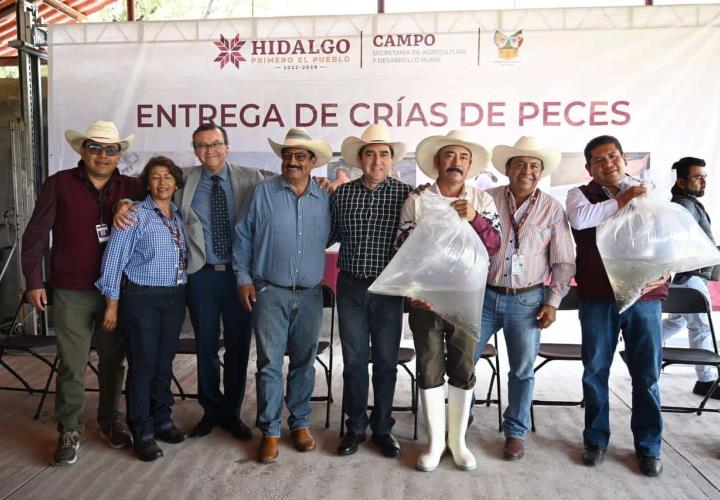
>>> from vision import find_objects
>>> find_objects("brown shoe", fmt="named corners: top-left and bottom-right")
top-left (292, 427), bottom-right (316, 452)
top-left (258, 436), bottom-right (280, 463)
top-left (503, 437), bottom-right (524, 461)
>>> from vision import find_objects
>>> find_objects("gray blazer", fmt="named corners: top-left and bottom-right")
top-left (176, 164), bottom-right (265, 274)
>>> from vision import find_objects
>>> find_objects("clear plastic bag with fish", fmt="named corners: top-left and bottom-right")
top-left (368, 190), bottom-right (489, 340)
top-left (597, 189), bottom-right (720, 313)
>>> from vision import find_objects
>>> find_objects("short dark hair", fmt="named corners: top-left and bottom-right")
top-left (192, 123), bottom-right (228, 146)
top-left (672, 157), bottom-right (705, 179)
top-left (139, 156), bottom-right (185, 190)
top-left (584, 135), bottom-right (624, 165)
top-left (358, 143), bottom-right (395, 159)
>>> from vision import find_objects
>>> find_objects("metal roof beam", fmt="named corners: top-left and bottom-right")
top-left (41, 0), bottom-right (87, 21)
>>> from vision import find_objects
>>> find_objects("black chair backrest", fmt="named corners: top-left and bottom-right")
top-left (321, 284), bottom-right (335, 309)
top-left (558, 286), bottom-right (578, 311)
top-left (662, 286), bottom-right (709, 315)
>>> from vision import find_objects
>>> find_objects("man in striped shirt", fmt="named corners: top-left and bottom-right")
top-left (330, 124), bottom-right (412, 458)
top-left (472, 136), bottom-right (576, 461)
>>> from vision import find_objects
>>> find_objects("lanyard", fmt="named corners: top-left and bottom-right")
top-left (506, 189), bottom-right (539, 252)
top-left (154, 207), bottom-right (187, 273)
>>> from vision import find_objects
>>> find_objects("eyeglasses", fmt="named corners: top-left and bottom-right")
top-left (84, 144), bottom-right (120, 156)
top-left (281, 151), bottom-right (311, 162)
top-left (193, 142), bottom-right (226, 151)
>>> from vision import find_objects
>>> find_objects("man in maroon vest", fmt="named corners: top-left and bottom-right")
top-left (566, 135), bottom-right (668, 477)
top-left (21, 120), bottom-right (143, 466)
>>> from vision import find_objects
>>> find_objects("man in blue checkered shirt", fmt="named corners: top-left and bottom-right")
top-left (330, 124), bottom-right (412, 458)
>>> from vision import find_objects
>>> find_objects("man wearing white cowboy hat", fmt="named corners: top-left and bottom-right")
top-left (233, 127), bottom-right (332, 463)
top-left (330, 124), bottom-right (412, 458)
top-left (395, 130), bottom-right (502, 472)
top-left (472, 136), bottom-right (575, 461)
top-left (21, 119), bottom-right (143, 465)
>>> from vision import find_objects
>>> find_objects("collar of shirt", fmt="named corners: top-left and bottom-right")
top-left (275, 175), bottom-right (322, 198)
top-left (351, 176), bottom-right (395, 193)
top-left (504, 185), bottom-right (538, 214)
top-left (599, 174), bottom-right (641, 198)
top-left (75, 161), bottom-right (121, 194)
top-left (429, 182), bottom-right (468, 199)
top-left (140, 194), bottom-right (180, 218)
top-left (200, 162), bottom-right (230, 181)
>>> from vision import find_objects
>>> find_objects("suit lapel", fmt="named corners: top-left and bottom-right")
top-left (181, 166), bottom-right (201, 214)
top-left (227, 164), bottom-right (243, 215)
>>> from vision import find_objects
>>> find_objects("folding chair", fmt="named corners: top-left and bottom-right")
top-left (621, 285), bottom-right (720, 415)
top-left (473, 332), bottom-right (503, 432)
top-left (0, 286), bottom-right (58, 419)
top-left (308, 284), bottom-right (336, 428)
top-left (530, 286), bottom-right (584, 431)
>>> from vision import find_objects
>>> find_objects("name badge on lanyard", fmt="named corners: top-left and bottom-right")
top-left (511, 254), bottom-right (525, 276)
top-left (95, 223), bottom-right (109, 243)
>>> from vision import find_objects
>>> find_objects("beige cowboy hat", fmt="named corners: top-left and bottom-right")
top-left (340, 124), bottom-right (407, 167)
top-left (268, 127), bottom-right (333, 167)
top-left (492, 136), bottom-right (561, 178)
top-left (65, 120), bottom-right (134, 155)
top-left (415, 130), bottom-right (490, 179)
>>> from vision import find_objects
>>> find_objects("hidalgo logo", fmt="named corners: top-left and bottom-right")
top-left (493, 30), bottom-right (523, 60)
top-left (214, 34), bottom-right (351, 69)
top-left (214, 34), bottom-right (246, 69)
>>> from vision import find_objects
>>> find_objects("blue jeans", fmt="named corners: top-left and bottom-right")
top-left (187, 267), bottom-right (252, 422)
top-left (253, 281), bottom-right (323, 437)
top-left (579, 299), bottom-right (663, 457)
top-left (473, 287), bottom-right (543, 439)
top-left (337, 272), bottom-right (404, 435)
top-left (662, 277), bottom-right (714, 382)
top-left (121, 283), bottom-right (186, 442)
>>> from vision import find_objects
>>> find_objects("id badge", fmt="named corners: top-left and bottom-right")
top-left (511, 254), bottom-right (524, 277)
top-left (176, 269), bottom-right (185, 285)
top-left (95, 223), bottom-right (109, 243)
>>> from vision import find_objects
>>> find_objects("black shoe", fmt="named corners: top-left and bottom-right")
top-left (52, 431), bottom-right (81, 466)
top-left (337, 432), bottom-right (366, 456)
top-left (98, 420), bottom-right (133, 449)
top-left (156, 425), bottom-right (187, 444)
top-left (221, 417), bottom-right (252, 441)
top-left (371, 433), bottom-right (402, 458)
top-left (637, 455), bottom-right (663, 477)
top-left (582, 444), bottom-right (606, 466)
top-left (134, 439), bottom-right (163, 462)
top-left (190, 417), bottom-right (217, 438)
top-left (693, 381), bottom-right (720, 400)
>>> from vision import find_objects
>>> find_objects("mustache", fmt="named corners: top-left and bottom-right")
top-left (446, 167), bottom-right (464, 174)
top-left (285, 164), bottom-right (302, 170)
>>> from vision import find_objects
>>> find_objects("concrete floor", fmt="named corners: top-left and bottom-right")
top-left (1, 310), bottom-right (719, 500)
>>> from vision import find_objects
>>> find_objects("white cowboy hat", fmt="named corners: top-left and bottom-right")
top-left (268, 127), bottom-right (333, 168)
top-left (415, 130), bottom-right (490, 179)
top-left (65, 120), bottom-right (134, 155)
top-left (492, 136), bottom-right (561, 178)
top-left (340, 124), bottom-right (407, 167)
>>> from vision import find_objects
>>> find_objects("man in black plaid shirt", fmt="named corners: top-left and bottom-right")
top-left (330, 124), bottom-right (412, 458)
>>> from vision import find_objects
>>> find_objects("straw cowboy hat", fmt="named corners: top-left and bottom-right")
top-left (268, 127), bottom-right (333, 167)
top-left (340, 124), bottom-right (407, 167)
top-left (65, 120), bottom-right (134, 155)
top-left (492, 136), bottom-right (561, 178)
top-left (415, 130), bottom-right (490, 179)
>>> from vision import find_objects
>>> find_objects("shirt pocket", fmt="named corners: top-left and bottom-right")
top-left (524, 224), bottom-right (552, 256)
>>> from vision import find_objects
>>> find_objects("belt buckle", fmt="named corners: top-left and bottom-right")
top-left (214, 264), bottom-right (226, 272)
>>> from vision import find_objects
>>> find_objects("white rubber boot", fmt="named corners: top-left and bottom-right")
top-left (416, 386), bottom-right (446, 472)
top-left (447, 385), bottom-right (476, 471)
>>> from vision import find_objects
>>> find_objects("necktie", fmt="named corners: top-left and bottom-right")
top-left (211, 175), bottom-right (231, 259)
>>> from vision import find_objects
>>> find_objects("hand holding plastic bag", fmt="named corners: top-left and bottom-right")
top-left (368, 191), bottom-right (489, 339)
top-left (597, 189), bottom-right (720, 313)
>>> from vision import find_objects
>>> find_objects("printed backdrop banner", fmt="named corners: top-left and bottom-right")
top-left (48, 6), bottom-right (720, 236)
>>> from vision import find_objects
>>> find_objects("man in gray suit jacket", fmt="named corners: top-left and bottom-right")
top-left (178, 124), bottom-right (265, 439)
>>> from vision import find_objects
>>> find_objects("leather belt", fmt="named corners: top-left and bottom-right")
top-left (203, 264), bottom-right (231, 271)
top-left (487, 283), bottom-right (543, 295)
top-left (270, 282), bottom-right (310, 292)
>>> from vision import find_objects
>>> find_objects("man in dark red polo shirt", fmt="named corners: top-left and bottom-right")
top-left (566, 135), bottom-right (668, 477)
top-left (21, 120), bottom-right (143, 466)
